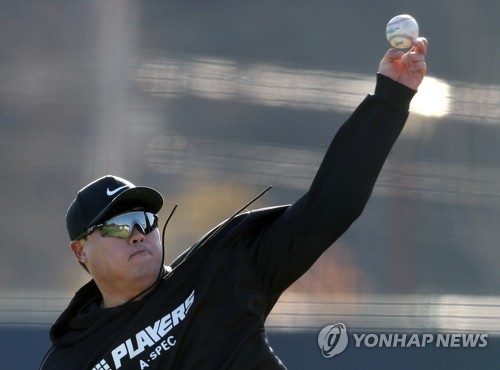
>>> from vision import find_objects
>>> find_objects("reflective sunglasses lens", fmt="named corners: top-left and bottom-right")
top-left (99, 212), bottom-right (158, 238)
top-left (99, 223), bottom-right (131, 238)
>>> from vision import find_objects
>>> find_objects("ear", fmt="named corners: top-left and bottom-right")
top-left (70, 240), bottom-right (88, 264)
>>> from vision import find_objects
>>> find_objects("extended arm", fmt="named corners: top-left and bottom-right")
top-left (254, 39), bottom-right (428, 295)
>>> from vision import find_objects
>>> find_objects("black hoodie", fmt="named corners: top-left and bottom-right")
top-left (40, 75), bottom-right (415, 370)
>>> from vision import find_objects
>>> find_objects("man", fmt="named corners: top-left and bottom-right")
top-left (40, 38), bottom-right (428, 369)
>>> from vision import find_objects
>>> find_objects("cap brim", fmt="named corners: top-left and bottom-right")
top-left (87, 186), bottom-right (163, 228)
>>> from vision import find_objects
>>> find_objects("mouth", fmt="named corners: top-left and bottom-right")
top-left (129, 249), bottom-right (151, 260)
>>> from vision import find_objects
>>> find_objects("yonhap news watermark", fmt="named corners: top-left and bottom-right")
top-left (317, 323), bottom-right (488, 358)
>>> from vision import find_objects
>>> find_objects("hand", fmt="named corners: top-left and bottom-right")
top-left (378, 37), bottom-right (428, 91)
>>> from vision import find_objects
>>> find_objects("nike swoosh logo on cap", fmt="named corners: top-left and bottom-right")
top-left (106, 185), bottom-right (128, 196)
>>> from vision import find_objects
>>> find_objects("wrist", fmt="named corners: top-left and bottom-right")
top-left (374, 73), bottom-right (416, 110)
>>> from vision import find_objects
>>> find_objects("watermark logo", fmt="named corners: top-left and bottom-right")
top-left (352, 332), bottom-right (488, 348)
top-left (318, 323), bottom-right (488, 359)
top-left (317, 323), bottom-right (349, 358)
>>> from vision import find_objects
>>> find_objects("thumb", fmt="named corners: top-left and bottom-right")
top-left (378, 48), bottom-right (405, 77)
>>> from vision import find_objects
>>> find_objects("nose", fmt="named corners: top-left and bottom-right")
top-left (130, 225), bottom-right (145, 244)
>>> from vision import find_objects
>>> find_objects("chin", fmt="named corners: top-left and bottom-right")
top-left (132, 260), bottom-right (162, 282)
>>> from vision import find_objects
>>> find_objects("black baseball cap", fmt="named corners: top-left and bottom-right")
top-left (66, 175), bottom-right (163, 240)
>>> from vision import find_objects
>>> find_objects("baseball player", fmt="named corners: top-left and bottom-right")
top-left (40, 38), bottom-right (428, 369)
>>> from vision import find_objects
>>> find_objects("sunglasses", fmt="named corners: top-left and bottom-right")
top-left (77, 211), bottom-right (158, 240)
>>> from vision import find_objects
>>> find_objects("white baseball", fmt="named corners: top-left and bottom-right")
top-left (385, 14), bottom-right (419, 49)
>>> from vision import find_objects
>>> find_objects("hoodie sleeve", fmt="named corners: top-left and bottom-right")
top-left (253, 74), bottom-right (416, 295)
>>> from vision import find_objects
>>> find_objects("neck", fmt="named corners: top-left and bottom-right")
top-left (100, 279), bottom-right (159, 308)
top-left (94, 266), bottom-right (167, 308)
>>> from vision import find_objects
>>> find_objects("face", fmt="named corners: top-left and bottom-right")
top-left (71, 216), bottom-right (163, 297)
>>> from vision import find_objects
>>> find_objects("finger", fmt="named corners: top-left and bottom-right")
top-left (382, 48), bottom-right (405, 63)
top-left (409, 61), bottom-right (427, 73)
top-left (408, 61), bottom-right (427, 80)
top-left (411, 37), bottom-right (428, 55)
top-left (404, 53), bottom-right (426, 64)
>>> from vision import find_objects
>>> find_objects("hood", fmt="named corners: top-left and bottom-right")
top-left (50, 280), bottom-right (106, 346)
top-left (49, 280), bottom-right (145, 348)
top-left (50, 270), bottom-right (168, 347)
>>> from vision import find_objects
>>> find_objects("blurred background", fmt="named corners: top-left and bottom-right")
top-left (1, 0), bottom-right (499, 368)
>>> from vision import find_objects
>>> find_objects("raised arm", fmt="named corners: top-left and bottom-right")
top-left (253, 39), bottom-right (428, 295)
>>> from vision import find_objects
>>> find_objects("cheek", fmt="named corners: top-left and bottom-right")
top-left (148, 231), bottom-right (163, 258)
top-left (86, 243), bottom-right (127, 272)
